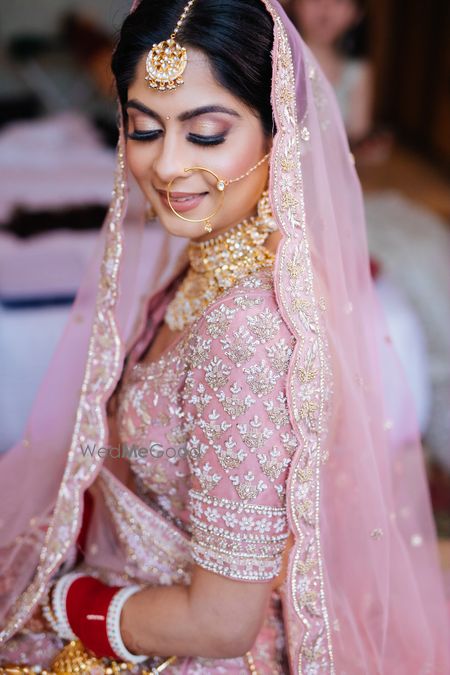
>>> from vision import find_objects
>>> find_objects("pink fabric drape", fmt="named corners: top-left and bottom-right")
top-left (1, 0), bottom-right (448, 672)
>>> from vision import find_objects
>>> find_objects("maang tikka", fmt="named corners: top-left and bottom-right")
top-left (145, 0), bottom-right (197, 91)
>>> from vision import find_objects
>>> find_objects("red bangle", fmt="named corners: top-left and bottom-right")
top-left (65, 576), bottom-right (99, 636)
top-left (66, 575), bottom-right (122, 659)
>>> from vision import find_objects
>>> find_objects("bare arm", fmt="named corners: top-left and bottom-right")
top-left (121, 533), bottom-right (292, 659)
top-left (120, 565), bottom-right (274, 659)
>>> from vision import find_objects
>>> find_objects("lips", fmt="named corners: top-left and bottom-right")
top-left (157, 188), bottom-right (208, 214)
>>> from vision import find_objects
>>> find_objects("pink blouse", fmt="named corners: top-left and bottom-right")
top-left (116, 267), bottom-right (299, 583)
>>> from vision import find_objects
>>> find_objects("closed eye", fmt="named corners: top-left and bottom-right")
top-left (126, 130), bottom-right (227, 146)
top-left (127, 129), bottom-right (162, 141)
top-left (187, 133), bottom-right (226, 146)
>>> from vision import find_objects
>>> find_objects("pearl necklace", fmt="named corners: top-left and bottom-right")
top-left (164, 191), bottom-right (277, 331)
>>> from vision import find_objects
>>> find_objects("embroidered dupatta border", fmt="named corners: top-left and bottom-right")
top-left (0, 135), bottom-right (128, 641)
top-left (261, 3), bottom-right (335, 672)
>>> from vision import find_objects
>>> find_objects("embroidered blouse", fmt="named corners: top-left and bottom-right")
top-left (115, 267), bottom-right (299, 582)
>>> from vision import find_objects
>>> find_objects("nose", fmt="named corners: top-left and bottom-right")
top-left (152, 131), bottom-right (187, 186)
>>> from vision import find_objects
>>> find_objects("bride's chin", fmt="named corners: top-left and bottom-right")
top-left (158, 217), bottom-right (204, 240)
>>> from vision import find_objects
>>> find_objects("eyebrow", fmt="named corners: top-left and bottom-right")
top-left (125, 100), bottom-right (240, 122)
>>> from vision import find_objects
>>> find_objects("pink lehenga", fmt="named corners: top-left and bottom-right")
top-left (0, 1), bottom-right (449, 673)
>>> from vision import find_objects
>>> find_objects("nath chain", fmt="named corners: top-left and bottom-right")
top-left (226, 152), bottom-right (271, 186)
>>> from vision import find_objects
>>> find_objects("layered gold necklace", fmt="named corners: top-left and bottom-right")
top-left (164, 191), bottom-right (277, 331)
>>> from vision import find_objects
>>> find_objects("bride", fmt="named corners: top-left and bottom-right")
top-left (0, 0), bottom-right (448, 673)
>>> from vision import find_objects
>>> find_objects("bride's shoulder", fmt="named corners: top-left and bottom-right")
top-left (183, 266), bottom-right (296, 399)
top-left (190, 267), bottom-right (294, 346)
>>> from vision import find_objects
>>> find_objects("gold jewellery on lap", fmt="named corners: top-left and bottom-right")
top-left (1, 639), bottom-right (259, 674)
top-left (1, 638), bottom-right (177, 674)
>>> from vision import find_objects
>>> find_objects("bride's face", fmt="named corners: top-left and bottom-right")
top-left (125, 48), bottom-right (271, 242)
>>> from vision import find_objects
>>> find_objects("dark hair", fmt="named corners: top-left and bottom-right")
top-left (111, 0), bottom-right (274, 135)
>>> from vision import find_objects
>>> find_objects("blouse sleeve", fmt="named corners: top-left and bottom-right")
top-left (181, 283), bottom-right (300, 582)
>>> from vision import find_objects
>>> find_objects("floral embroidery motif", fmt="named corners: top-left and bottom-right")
top-left (257, 447), bottom-right (292, 482)
top-left (266, 338), bottom-right (294, 374)
top-left (192, 462), bottom-right (222, 492)
top-left (244, 361), bottom-right (280, 398)
top-left (229, 471), bottom-right (267, 500)
top-left (264, 392), bottom-right (290, 429)
top-left (186, 434), bottom-right (209, 463)
top-left (220, 326), bottom-right (258, 366)
top-left (198, 410), bottom-right (231, 444)
top-left (213, 437), bottom-right (248, 470)
top-left (237, 416), bottom-right (274, 450)
top-left (185, 380), bottom-right (212, 415)
top-left (205, 304), bottom-right (237, 338)
top-left (189, 336), bottom-right (211, 368)
top-left (247, 306), bottom-right (282, 341)
top-left (216, 382), bottom-right (256, 419)
top-left (241, 271), bottom-right (274, 291)
top-left (204, 356), bottom-right (231, 391)
top-left (280, 432), bottom-right (301, 456)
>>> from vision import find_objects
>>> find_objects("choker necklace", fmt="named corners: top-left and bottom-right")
top-left (164, 191), bottom-right (277, 331)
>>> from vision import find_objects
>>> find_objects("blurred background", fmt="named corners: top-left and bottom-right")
top-left (0, 0), bottom-right (449, 575)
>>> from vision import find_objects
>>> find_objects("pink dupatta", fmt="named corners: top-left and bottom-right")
top-left (1, 1), bottom-right (449, 672)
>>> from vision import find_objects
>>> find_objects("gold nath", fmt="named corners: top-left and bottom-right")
top-left (166, 152), bottom-right (271, 233)
top-left (145, 0), bottom-right (197, 91)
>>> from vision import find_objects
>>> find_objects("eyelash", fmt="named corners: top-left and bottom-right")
top-left (127, 130), bottom-right (226, 146)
